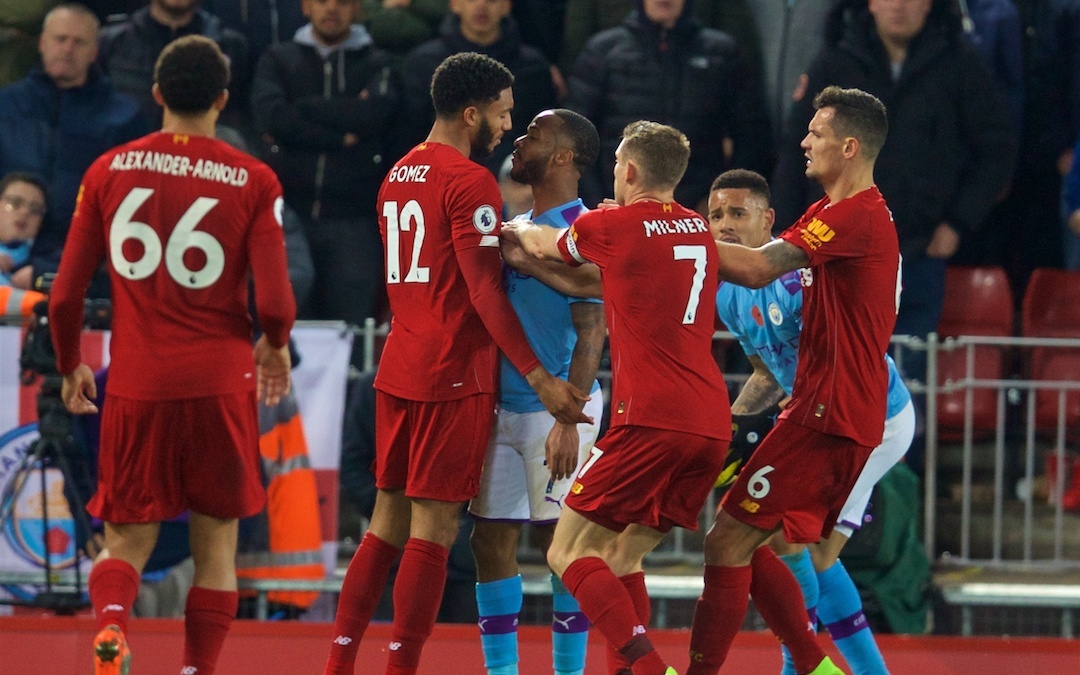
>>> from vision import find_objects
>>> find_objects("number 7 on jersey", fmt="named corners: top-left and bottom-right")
top-left (673, 245), bottom-right (707, 324)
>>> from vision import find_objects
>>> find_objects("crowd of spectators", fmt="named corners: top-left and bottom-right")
top-left (0, 0), bottom-right (1077, 344)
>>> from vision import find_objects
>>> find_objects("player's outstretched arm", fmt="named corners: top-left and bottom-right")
top-left (254, 334), bottom-right (292, 406)
top-left (501, 220), bottom-right (565, 261)
top-left (60, 364), bottom-right (99, 415)
top-left (717, 239), bottom-right (808, 288)
top-left (501, 236), bottom-right (602, 299)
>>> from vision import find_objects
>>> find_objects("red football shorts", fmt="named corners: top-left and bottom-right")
top-left (375, 391), bottom-right (497, 501)
top-left (565, 425), bottom-right (727, 533)
top-left (721, 419), bottom-right (873, 543)
top-left (88, 391), bottom-right (264, 523)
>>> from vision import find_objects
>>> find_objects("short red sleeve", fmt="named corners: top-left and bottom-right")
top-left (557, 208), bottom-right (612, 267)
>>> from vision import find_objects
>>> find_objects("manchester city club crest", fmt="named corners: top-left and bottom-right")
top-left (768, 302), bottom-right (784, 327)
top-left (0, 424), bottom-right (84, 603)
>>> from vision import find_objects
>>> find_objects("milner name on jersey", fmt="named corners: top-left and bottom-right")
top-left (642, 216), bottom-right (708, 237)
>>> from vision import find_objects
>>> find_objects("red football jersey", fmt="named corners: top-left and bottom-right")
top-left (778, 186), bottom-right (900, 447)
top-left (50, 131), bottom-right (295, 400)
top-left (558, 201), bottom-right (730, 440)
top-left (374, 142), bottom-right (539, 402)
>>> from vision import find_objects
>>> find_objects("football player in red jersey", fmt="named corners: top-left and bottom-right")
top-left (504, 120), bottom-right (732, 675)
top-left (49, 35), bottom-right (295, 675)
top-left (685, 87), bottom-right (899, 675)
top-left (324, 52), bottom-right (591, 675)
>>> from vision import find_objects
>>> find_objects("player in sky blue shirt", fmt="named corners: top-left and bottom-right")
top-left (709, 170), bottom-right (914, 675)
top-left (469, 110), bottom-right (606, 675)
top-left (499, 198), bottom-right (602, 413)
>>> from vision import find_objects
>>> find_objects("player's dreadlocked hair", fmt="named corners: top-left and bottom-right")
top-left (551, 109), bottom-right (599, 173)
top-left (154, 35), bottom-right (231, 115)
top-left (430, 52), bottom-right (514, 119)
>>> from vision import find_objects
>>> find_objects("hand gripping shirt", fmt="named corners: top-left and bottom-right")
top-left (557, 200), bottom-right (730, 440)
top-left (49, 131), bottom-right (295, 400)
top-left (500, 199), bottom-right (602, 413)
top-left (776, 186), bottom-right (900, 447)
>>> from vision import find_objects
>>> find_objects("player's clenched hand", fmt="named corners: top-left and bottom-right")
top-left (545, 422), bottom-right (580, 481)
top-left (61, 363), bottom-right (98, 415)
top-left (500, 220), bottom-right (545, 258)
top-left (527, 368), bottom-right (592, 424)
top-left (254, 335), bottom-right (292, 406)
top-left (499, 235), bottom-right (531, 272)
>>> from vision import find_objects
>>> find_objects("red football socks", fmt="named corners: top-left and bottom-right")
top-left (181, 586), bottom-right (238, 675)
top-left (89, 558), bottom-right (140, 633)
top-left (606, 571), bottom-right (651, 675)
top-left (562, 557), bottom-right (668, 675)
top-left (749, 546), bottom-right (826, 673)
top-left (687, 564), bottom-right (752, 675)
top-left (324, 532), bottom-right (401, 674)
top-left (385, 538), bottom-right (450, 674)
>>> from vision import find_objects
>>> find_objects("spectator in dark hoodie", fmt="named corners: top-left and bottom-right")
top-left (251, 0), bottom-right (399, 367)
top-left (399, 0), bottom-right (556, 175)
top-left (564, 0), bottom-right (772, 212)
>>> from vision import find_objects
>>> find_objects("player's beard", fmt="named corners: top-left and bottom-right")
top-left (509, 154), bottom-right (546, 185)
top-left (470, 117), bottom-right (497, 160)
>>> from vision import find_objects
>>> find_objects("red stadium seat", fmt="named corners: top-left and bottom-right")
top-left (1021, 268), bottom-right (1080, 438)
top-left (936, 266), bottom-right (1015, 440)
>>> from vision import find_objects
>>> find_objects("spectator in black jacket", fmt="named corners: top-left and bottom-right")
top-left (201, 0), bottom-right (306, 67)
top-left (400, 0), bottom-right (557, 175)
top-left (97, 0), bottom-right (251, 134)
top-left (974, 0), bottom-right (1080, 291)
top-left (772, 0), bottom-right (1015, 359)
top-left (251, 0), bottom-right (399, 367)
top-left (564, 0), bottom-right (772, 211)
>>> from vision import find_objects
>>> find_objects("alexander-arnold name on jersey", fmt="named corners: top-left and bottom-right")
top-left (108, 150), bottom-right (249, 186)
top-left (642, 216), bottom-right (708, 238)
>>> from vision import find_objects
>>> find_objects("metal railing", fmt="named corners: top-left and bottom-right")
top-left (895, 333), bottom-right (1080, 572)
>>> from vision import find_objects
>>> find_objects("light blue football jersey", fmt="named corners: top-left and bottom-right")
top-left (499, 199), bottom-right (603, 413)
top-left (715, 270), bottom-right (910, 418)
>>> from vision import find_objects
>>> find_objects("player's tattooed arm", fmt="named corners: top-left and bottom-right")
top-left (547, 301), bottom-right (607, 481)
top-left (730, 355), bottom-right (785, 415)
top-left (567, 301), bottom-right (606, 396)
top-left (716, 239), bottom-right (808, 288)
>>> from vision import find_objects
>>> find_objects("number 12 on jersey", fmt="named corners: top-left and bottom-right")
top-left (384, 199), bottom-right (429, 284)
